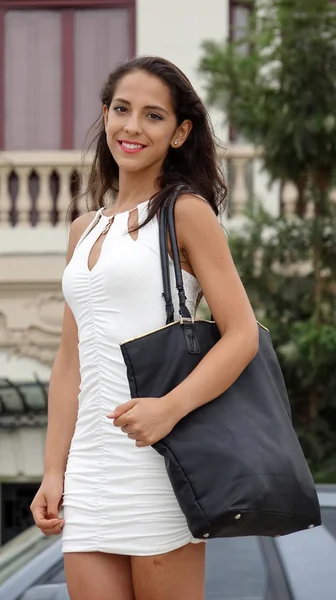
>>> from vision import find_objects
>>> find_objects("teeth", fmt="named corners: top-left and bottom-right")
top-left (121, 142), bottom-right (144, 149)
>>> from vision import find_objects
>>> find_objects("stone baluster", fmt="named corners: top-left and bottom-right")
top-left (282, 181), bottom-right (298, 216)
top-left (56, 166), bottom-right (72, 227)
top-left (76, 165), bottom-right (90, 216)
top-left (15, 167), bottom-right (31, 226)
top-left (0, 165), bottom-right (11, 227)
top-left (329, 188), bottom-right (336, 203)
top-left (36, 166), bottom-right (52, 226)
top-left (231, 157), bottom-right (249, 216)
top-left (306, 198), bottom-right (315, 218)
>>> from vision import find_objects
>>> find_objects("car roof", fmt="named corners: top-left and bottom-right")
top-left (0, 485), bottom-right (336, 600)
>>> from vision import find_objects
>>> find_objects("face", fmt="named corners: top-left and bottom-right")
top-left (103, 70), bottom-right (192, 173)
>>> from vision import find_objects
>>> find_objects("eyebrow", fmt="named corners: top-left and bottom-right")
top-left (113, 97), bottom-right (169, 115)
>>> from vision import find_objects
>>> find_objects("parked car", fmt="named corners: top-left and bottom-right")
top-left (0, 485), bottom-right (335, 600)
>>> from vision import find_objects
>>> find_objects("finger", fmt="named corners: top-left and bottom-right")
top-left (47, 499), bottom-right (62, 519)
top-left (127, 433), bottom-right (137, 440)
top-left (42, 520), bottom-right (64, 533)
top-left (35, 516), bottom-right (63, 530)
top-left (107, 399), bottom-right (137, 419)
top-left (41, 523), bottom-right (64, 536)
top-left (32, 506), bottom-right (49, 524)
top-left (121, 425), bottom-right (133, 433)
top-left (34, 512), bottom-right (64, 527)
top-left (113, 413), bottom-right (132, 428)
top-left (33, 505), bottom-right (64, 526)
top-left (136, 440), bottom-right (149, 447)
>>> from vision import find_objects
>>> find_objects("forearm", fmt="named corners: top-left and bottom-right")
top-left (165, 327), bottom-right (259, 422)
top-left (44, 349), bottom-right (80, 477)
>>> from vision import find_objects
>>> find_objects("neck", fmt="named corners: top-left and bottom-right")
top-left (114, 163), bottom-right (162, 210)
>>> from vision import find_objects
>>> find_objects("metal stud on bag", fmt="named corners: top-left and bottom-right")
top-left (203, 533), bottom-right (210, 538)
top-left (234, 513), bottom-right (242, 520)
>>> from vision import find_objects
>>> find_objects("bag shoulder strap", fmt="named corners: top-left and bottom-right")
top-left (159, 203), bottom-right (174, 324)
top-left (167, 200), bottom-right (192, 320)
top-left (159, 185), bottom-right (193, 323)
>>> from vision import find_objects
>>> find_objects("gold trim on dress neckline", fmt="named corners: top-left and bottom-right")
top-left (101, 199), bottom-right (149, 221)
top-left (101, 215), bottom-right (115, 235)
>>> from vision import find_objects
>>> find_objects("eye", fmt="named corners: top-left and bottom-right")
top-left (113, 106), bottom-right (127, 113)
top-left (148, 113), bottom-right (163, 121)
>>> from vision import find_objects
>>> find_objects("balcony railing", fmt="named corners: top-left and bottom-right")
top-left (0, 146), bottom-right (271, 230)
top-left (2, 146), bottom-right (334, 231)
top-left (0, 151), bottom-right (91, 228)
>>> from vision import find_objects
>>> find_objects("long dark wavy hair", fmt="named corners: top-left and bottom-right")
top-left (78, 56), bottom-right (227, 226)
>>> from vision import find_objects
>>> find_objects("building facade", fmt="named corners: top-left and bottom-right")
top-left (0, 0), bottom-right (272, 545)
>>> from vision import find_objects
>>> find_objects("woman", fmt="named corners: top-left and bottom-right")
top-left (30, 56), bottom-right (258, 600)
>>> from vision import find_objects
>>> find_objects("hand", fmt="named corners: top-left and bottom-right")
top-left (30, 474), bottom-right (65, 536)
top-left (107, 397), bottom-right (177, 447)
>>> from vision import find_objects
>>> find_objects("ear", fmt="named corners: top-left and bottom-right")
top-left (103, 105), bottom-right (109, 132)
top-left (171, 120), bottom-right (193, 149)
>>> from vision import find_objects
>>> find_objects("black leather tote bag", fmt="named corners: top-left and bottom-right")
top-left (120, 188), bottom-right (321, 540)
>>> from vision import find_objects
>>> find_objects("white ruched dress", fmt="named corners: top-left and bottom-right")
top-left (61, 200), bottom-right (204, 556)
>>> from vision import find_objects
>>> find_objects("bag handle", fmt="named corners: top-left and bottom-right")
top-left (159, 185), bottom-right (193, 324)
top-left (166, 196), bottom-right (193, 321)
top-left (159, 197), bottom-right (175, 324)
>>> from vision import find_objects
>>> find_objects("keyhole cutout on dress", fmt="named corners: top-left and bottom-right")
top-left (87, 207), bottom-right (140, 272)
top-left (127, 208), bottom-right (139, 241)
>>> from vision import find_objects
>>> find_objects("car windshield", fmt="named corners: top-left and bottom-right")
top-left (205, 537), bottom-right (268, 599)
top-left (321, 508), bottom-right (336, 540)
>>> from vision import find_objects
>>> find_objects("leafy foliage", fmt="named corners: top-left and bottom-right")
top-left (199, 0), bottom-right (336, 194)
top-left (199, 0), bottom-right (336, 480)
top-left (229, 211), bottom-right (336, 481)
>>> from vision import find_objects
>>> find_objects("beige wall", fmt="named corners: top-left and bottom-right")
top-left (136, 0), bottom-right (228, 93)
top-left (0, 253), bottom-right (64, 369)
top-left (0, 429), bottom-right (46, 481)
top-left (136, 0), bottom-right (229, 140)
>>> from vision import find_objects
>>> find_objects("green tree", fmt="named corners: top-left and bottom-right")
top-left (228, 210), bottom-right (336, 481)
top-left (199, 0), bottom-right (336, 212)
top-left (199, 0), bottom-right (336, 480)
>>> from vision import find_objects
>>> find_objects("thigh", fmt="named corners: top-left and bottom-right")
top-left (131, 542), bottom-right (206, 600)
top-left (64, 552), bottom-right (135, 600)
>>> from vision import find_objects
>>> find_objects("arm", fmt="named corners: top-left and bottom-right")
top-left (164, 194), bottom-right (259, 421)
top-left (30, 212), bottom-right (95, 534)
top-left (44, 212), bottom-right (96, 475)
top-left (111, 195), bottom-right (259, 446)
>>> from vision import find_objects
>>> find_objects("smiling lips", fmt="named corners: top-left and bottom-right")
top-left (118, 140), bottom-right (147, 154)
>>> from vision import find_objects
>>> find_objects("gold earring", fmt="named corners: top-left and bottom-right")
top-left (174, 140), bottom-right (178, 145)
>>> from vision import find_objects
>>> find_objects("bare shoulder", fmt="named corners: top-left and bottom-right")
top-left (67, 210), bottom-right (97, 262)
top-left (174, 193), bottom-right (223, 248)
top-left (174, 193), bottom-right (213, 217)
top-left (70, 210), bottom-right (97, 239)
top-left (173, 195), bottom-right (257, 342)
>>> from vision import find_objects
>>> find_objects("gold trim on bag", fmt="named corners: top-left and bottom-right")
top-left (120, 319), bottom-right (215, 345)
top-left (120, 319), bottom-right (270, 346)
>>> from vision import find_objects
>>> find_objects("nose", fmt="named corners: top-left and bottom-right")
top-left (124, 113), bottom-right (142, 136)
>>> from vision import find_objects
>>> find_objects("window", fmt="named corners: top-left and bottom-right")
top-left (74, 8), bottom-right (130, 149)
top-left (1, 482), bottom-right (40, 545)
top-left (228, 1), bottom-right (253, 142)
top-left (4, 10), bottom-right (62, 150)
top-left (205, 537), bottom-right (268, 598)
top-left (321, 508), bottom-right (336, 541)
top-left (0, 1), bottom-right (135, 150)
top-left (229, 0), bottom-right (253, 43)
